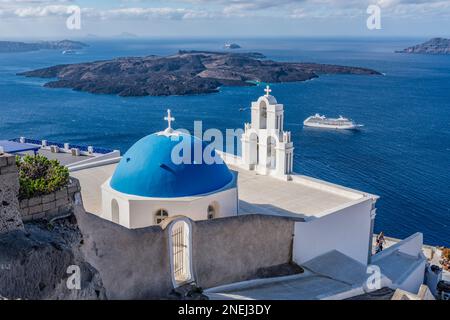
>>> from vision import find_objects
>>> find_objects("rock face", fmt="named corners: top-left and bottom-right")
top-left (19, 50), bottom-right (381, 97)
top-left (0, 158), bottom-right (106, 300)
top-left (0, 218), bottom-right (106, 300)
top-left (396, 38), bottom-right (450, 55)
top-left (0, 40), bottom-right (88, 53)
top-left (0, 154), bottom-right (24, 234)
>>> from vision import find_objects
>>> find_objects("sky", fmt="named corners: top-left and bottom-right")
top-left (0, 0), bottom-right (449, 39)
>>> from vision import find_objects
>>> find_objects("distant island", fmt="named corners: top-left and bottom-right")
top-left (396, 37), bottom-right (450, 55)
top-left (19, 50), bottom-right (381, 97)
top-left (0, 40), bottom-right (88, 53)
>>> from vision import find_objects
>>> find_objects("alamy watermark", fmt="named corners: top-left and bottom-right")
top-left (66, 5), bottom-right (81, 30)
top-left (367, 4), bottom-right (382, 30)
top-left (66, 265), bottom-right (81, 290)
top-left (0, 263), bottom-right (12, 271)
top-left (364, 265), bottom-right (382, 292)
top-left (169, 121), bottom-right (243, 166)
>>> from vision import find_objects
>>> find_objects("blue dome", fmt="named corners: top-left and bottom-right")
top-left (110, 132), bottom-right (234, 198)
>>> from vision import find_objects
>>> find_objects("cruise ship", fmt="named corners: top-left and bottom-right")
top-left (62, 50), bottom-right (77, 55)
top-left (303, 114), bottom-right (363, 130)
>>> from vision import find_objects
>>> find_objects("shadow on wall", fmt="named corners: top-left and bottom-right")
top-left (74, 203), bottom-right (296, 299)
top-left (74, 204), bottom-right (172, 299)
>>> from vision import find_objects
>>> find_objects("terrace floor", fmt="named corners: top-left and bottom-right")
top-left (72, 161), bottom-right (366, 221)
top-left (230, 163), bottom-right (364, 220)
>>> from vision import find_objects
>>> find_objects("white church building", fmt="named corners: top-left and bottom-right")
top-left (98, 87), bottom-right (379, 257)
top-left (77, 86), bottom-right (427, 297)
top-left (100, 86), bottom-right (298, 229)
top-left (101, 111), bottom-right (239, 229)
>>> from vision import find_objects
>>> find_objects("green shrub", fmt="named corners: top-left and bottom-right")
top-left (16, 155), bottom-right (69, 200)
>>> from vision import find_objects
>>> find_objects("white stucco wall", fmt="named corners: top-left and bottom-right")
top-left (101, 187), bottom-right (131, 228)
top-left (293, 198), bottom-right (373, 266)
top-left (101, 178), bottom-right (238, 229)
top-left (395, 259), bottom-right (427, 294)
top-left (371, 232), bottom-right (426, 294)
top-left (128, 187), bottom-right (238, 229)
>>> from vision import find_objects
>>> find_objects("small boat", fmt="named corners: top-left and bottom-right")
top-left (303, 114), bottom-right (363, 130)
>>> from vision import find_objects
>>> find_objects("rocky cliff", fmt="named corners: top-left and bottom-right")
top-left (0, 218), bottom-right (106, 300)
top-left (0, 153), bottom-right (105, 300)
top-left (0, 154), bottom-right (24, 234)
top-left (396, 38), bottom-right (450, 55)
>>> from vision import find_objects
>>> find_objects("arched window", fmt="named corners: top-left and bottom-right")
top-left (207, 202), bottom-right (219, 220)
top-left (111, 199), bottom-right (120, 224)
top-left (207, 205), bottom-right (215, 220)
top-left (249, 132), bottom-right (259, 166)
top-left (170, 219), bottom-right (193, 287)
top-left (267, 136), bottom-right (277, 169)
top-left (155, 209), bottom-right (169, 224)
top-left (259, 101), bottom-right (267, 129)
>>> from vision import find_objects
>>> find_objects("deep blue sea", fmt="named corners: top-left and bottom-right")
top-left (0, 38), bottom-right (449, 246)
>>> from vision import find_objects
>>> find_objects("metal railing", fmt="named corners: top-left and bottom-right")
top-left (172, 225), bottom-right (187, 283)
top-left (10, 138), bottom-right (116, 155)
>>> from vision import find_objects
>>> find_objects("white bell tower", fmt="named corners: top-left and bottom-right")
top-left (241, 86), bottom-right (294, 179)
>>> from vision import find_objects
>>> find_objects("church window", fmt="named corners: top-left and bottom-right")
top-left (207, 203), bottom-right (218, 220)
top-left (267, 136), bottom-right (277, 169)
top-left (259, 101), bottom-right (267, 129)
top-left (155, 209), bottom-right (169, 224)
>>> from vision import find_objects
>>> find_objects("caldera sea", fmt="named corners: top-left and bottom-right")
top-left (0, 37), bottom-right (449, 246)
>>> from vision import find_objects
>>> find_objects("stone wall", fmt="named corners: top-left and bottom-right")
top-left (193, 214), bottom-right (295, 289)
top-left (74, 204), bottom-right (296, 299)
top-left (20, 178), bottom-right (81, 222)
top-left (0, 153), bottom-right (24, 234)
top-left (0, 154), bottom-right (105, 300)
top-left (73, 204), bottom-right (173, 299)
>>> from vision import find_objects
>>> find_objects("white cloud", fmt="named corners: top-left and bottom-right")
top-left (94, 7), bottom-right (212, 20)
top-left (1, 0), bottom-right (450, 21)
top-left (13, 5), bottom-right (70, 17)
top-left (0, 4), bottom-right (212, 20)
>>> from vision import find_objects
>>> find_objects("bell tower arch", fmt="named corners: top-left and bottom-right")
top-left (241, 85), bottom-right (294, 180)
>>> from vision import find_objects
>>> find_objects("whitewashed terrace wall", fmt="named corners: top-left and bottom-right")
top-left (293, 198), bottom-right (373, 266)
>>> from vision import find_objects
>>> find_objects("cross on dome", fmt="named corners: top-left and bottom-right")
top-left (264, 85), bottom-right (272, 96)
top-left (164, 109), bottom-right (175, 130)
